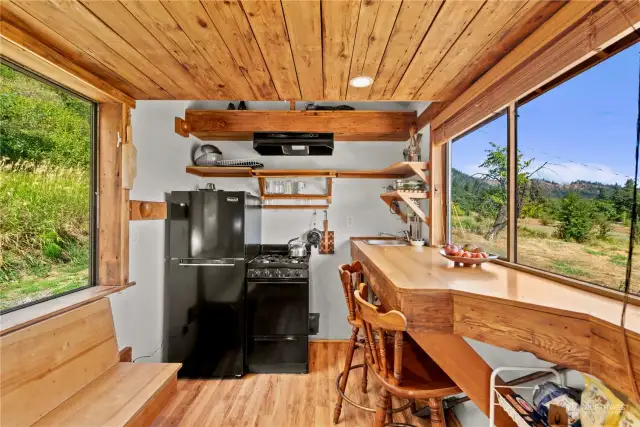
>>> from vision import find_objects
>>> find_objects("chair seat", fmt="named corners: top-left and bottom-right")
top-left (367, 335), bottom-right (461, 399)
top-left (32, 362), bottom-right (181, 426)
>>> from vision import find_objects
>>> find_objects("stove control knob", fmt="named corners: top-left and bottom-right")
top-left (294, 270), bottom-right (302, 277)
top-left (284, 269), bottom-right (292, 277)
top-left (263, 269), bottom-right (272, 278)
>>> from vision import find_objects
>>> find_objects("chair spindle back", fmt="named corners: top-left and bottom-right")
top-left (338, 261), bottom-right (363, 323)
top-left (353, 283), bottom-right (408, 386)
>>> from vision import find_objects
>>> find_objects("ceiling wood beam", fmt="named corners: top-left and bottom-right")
top-left (368, 0), bottom-right (442, 100)
top-left (176, 110), bottom-right (416, 142)
top-left (346, 0), bottom-right (401, 100)
top-left (322, 0), bottom-right (360, 100)
top-left (240, 0), bottom-right (301, 100)
top-left (79, 0), bottom-right (208, 100)
top-left (391, 0), bottom-right (484, 100)
top-left (281, 0), bottom-right (323, 100)
top-left (428, 0), bottom-right (599, 135)
top-left (431, 0), bottom-right (639, 144)
top-left (0, 18), bottom-right (135, 107)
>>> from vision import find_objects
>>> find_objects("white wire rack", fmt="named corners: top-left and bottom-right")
top-left (489, 367), bottom-right (564, 427)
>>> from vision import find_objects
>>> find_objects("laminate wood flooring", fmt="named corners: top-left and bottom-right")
top-left (152, 342), bottom-right (458, 426)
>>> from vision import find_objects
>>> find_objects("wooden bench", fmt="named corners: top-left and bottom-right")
top-left (0, 298), bottom-right (181, 426)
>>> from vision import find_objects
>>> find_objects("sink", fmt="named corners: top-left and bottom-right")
top-left (363, 239), bottom-right (409, 246)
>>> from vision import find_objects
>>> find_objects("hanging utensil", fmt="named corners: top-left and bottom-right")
top-left (306, 210), bottom-right (322, 247)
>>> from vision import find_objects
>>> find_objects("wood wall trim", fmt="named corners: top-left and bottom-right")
top-left (98, 103), bottom-right (128, 286)
top-left (0, 16), bottom-right (135, 107)
top-left (177, 110), bottom-right (416, 142)
top-left (430, 1), bottom-right (639, 144)
top-left (0, 284), bottom-right (134, 337)
top-left (129, 201), bottom-right (167, 221)
top-left (428, 128), bottom-right (446, 246)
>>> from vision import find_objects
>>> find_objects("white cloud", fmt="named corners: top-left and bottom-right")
top-left (459, 162), bottom-right (630, 186)
top-left (529, 162), bottom-right (629, 185)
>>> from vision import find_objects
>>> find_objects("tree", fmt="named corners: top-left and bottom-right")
top-left (555, 192), bottom-right (593, 242)
top-left (475, 142), bottom-right (547, 240)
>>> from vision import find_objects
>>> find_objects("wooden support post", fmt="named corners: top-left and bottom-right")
top-left (99, 103), bottom-right (124, 286)
top-left (429, 127), bottom-right (447, 246)
top-left (410, 331), bottom-right (516, 427)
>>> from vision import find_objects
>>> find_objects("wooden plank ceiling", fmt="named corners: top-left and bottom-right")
top-left (0, 0), bottom-right (565, 102)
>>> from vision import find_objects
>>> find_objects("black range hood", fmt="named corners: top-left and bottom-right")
top-left (253, 132), bottom-right (334, 156)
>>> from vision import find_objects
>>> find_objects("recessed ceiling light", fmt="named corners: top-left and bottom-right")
top-left (349, 76), bottom-right (373, 88)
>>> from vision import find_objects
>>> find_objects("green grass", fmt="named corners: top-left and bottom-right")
top-left (1, 159), bottom-right (90, 310)
top-left (0, 265), bottom-right (88, 310)
top-left (584, 248), bottom-right (607, 256)
top-left (550, 260), bottom-right (589, 277)
top-left (609, 254), bottom-right (627, 267)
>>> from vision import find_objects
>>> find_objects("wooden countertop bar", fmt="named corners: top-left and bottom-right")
top-left (351, 240), bottom-right (640, 419)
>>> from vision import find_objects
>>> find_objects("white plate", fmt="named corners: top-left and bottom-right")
top-left (439, 248), bottom-right (498, 265)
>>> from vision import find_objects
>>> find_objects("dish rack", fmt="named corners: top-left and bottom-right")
top-left (489, 366), bottom-right (563, 427)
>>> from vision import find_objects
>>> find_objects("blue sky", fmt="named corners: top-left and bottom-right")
top-left (453, 43), bottom-right (639, 186)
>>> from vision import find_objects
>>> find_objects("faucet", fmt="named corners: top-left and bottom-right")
top-left (378, 231), bottom-right (410, 241)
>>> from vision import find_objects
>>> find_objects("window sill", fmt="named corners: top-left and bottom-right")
top-left (492, 259), bottom-right (640, 306)
top-left (0, 283), bottom-right (135, 336)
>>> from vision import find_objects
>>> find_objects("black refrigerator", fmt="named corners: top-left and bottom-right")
top-left (164, 190), bottom-right (261, 378)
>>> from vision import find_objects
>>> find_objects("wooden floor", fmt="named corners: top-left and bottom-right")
top-left (152, 342), bottom-right (457, 427)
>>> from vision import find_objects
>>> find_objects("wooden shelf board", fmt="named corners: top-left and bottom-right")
top-left (380, 191), bottom-right (429, 199)
top-left (380, 191), bottom-right (430, 225)
top-left (186, 166), bottom-right (254, 177)
top-left (186, 162), bottom-right (429, 180)
top-left (178, 110), bottom-right (416, 142)
top-left (263, 204), bottom-right (330, 210)
top-left (254, 170), bottom-right (337, 178)
top-left (262, 194), bottom-right (329, 200)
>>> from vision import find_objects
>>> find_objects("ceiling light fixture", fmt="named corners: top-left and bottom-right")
top-left (349, 76), bottom-right (373, 88)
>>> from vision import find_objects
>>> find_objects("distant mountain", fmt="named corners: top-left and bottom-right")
top-left (452, 168), bottom-right (622, 200)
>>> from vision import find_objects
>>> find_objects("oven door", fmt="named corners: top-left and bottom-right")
top-left (247, 280), bottom-right (309, 336)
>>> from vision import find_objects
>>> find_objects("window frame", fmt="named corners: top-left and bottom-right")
top-left (0, 58), bottom-right (99, 314)
top-left (445, 39), bottom-right (640, 303)
top-left (447, 108), bottom-right (510, 260)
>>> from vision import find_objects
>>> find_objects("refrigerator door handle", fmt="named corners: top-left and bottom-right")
top-left (178, 259), bottom-right (235, 267)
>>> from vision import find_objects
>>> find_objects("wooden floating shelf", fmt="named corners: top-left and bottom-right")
top-left (263, 205), bottom-right (330, 210)
top-left (380, 192), bottom-right (430, 225)
top-left (176, 110), bottom-right (416, 141)
top-left (337, 162), bottom-right (429, 181)
top-left (185, 162), bottom-right (429, 180)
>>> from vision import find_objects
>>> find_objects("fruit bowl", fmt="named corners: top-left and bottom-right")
top-left (440, 244), bottom-right (499, 266)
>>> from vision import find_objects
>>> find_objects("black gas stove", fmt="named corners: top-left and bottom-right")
top-left (248, 247), bottom-right (310, 279)
top-left (246, 244), bottom-right (310, 374)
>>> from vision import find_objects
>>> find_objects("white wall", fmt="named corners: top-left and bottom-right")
top-left (110, 100), bottom-right (426, 362)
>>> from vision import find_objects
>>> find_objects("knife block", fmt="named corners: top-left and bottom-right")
top-left (319, 219), bottom-right (334, 254)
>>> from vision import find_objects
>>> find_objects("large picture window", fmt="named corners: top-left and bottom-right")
top-left (448, 42), bottom-right (640, 294)
top-left (0, 60), bottom-right (97, 312)
top-left (450, 113), bottom-right (508, 258)
top-left (516, 43), bottom-right (639, 293)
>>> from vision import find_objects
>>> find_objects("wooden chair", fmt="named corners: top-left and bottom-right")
top-left (353, 283), bottom-right (461, 427)
top-left (333, 261), bottom-right (370, 424)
